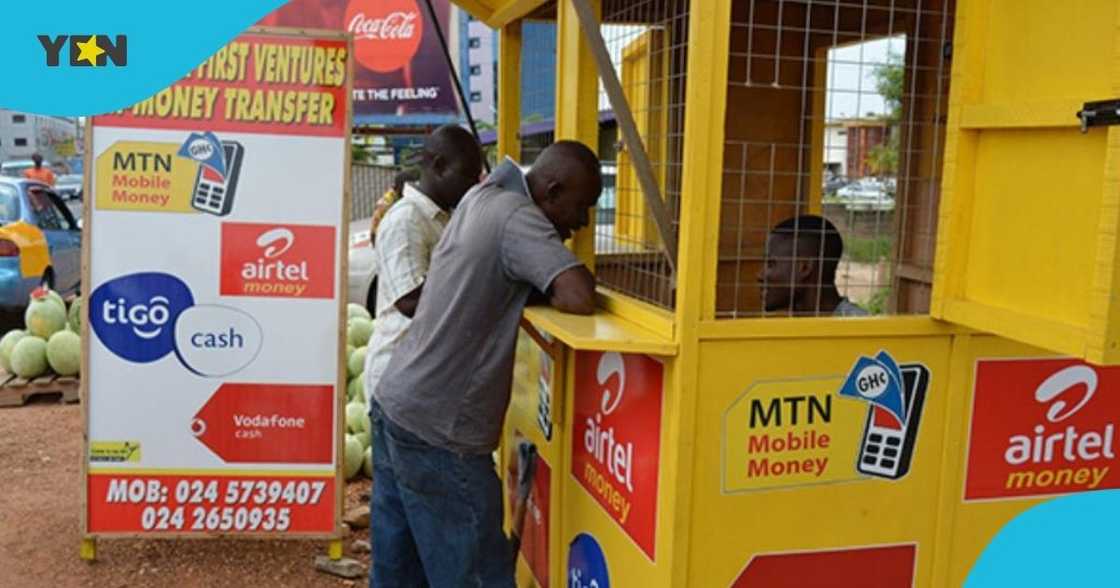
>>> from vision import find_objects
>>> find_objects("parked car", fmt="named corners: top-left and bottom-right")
top-left (54, 174), bottom-right (83, 200)
top-left (0, 178), bottom-right (82, 310)
top-left (836, 177), bottom-right (895, 211)
top-left (348, 217), bottom-right (378, 313)
top-left (0, 160), bottom-right (35, 178)
top-left (823, 174), bottom-right (850, 195)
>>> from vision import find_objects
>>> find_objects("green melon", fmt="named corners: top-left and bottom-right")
top-left (344, 435), bottom-right (363, 480)
top-left (11, 336), bottom-right (48, 378)
top-left (46, 330), bottom-right (80, 376)
top-left (347, 376), bottom-right (365, 402)
top-left (363, 446), bottom-right (373, 478)
top-left (68, 296), bottom-right (81, 332)
top-left (0, 330), bottom-right (27, 373)
top-left (25, 289), bottom-right (67, 339)
top-left (346, 401), bottom-right (369, 434)
top-left (355, 431), bottom-right (370, 451)
top-left (347, 303), bottom-right (371, 321)
top-left (347, 318), bottom-right (374, 347)
top-left (348, 346), bottom-right (366, 378)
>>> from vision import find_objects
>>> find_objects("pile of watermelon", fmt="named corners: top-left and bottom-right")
top-left (0, 287), bottom-right (81, 379)
top-left (344, 303), bottom-right (374, 481)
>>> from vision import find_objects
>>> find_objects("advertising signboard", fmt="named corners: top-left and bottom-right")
top-left (83, 29), bottom-right (350, 537)
top-left (257, 0), bottom-right (459, 125)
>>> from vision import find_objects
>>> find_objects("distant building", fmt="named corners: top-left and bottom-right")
top-left (0, 110), bottom-right (78, 166)
top-left (823, 118), bottom-right (891, 179)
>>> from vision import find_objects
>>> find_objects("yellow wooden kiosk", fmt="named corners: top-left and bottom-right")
top-left (455, 1), bottom-right (1120, 585)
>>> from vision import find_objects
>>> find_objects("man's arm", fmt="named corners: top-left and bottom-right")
top-left (394, 284), bottom-right (423, 318)
top-left (546, 265), bottom-right (595, 315)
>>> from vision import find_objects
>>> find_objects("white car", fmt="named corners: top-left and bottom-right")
top-left (348, 217), bottom-right (378, 312)
top-left (836, 178), bottom-right (895, 212)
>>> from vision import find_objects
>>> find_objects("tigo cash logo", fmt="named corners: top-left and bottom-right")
top-left (90, 272), bottom-right (194, 363)
top-left (38, 35), bottom-right (126, 67)
top-left (221, 223), bottom-right (336, 299)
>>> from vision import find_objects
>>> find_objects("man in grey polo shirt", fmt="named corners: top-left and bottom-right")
top-left (369, 141), bottom-right (600, 588)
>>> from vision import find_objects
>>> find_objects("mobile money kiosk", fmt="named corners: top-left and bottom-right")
top-left (454, 0), bottom-right (1120, 586)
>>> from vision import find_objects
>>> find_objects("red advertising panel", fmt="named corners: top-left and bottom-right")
top-left (220, 222), bottom-right (337, 299)
top-left (731, 544), bottom-right (916, 588)
top-left (94, 35), bottom-right (348, 137)
top-left (572, 351), bottom-right (663, 560)
top-left (508, 445), bottom-right (551, 588)
top-left (965, 358), bottom-right (1120, 500)
top-left (88, 473), bottom-right (335, 533)
top-left (258, 0), bottom-right (459, 121)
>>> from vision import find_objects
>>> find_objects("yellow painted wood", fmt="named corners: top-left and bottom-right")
top-left (522, 306), bottom-right (677, 355)
top-left (597, 288), bottom-right (676, 342)
top-left (80, 537), bottom-right (96, 561)
top-left (933, 0), bottom-right (1120, 364)
top-left (555, 0), bottom-right (600, 267)
top-left (328, 539), bottom-right (343, 561)
top-left (490, 0), bottom-right (548, 28)
top-left (497, 21), bottom-right (522, 161)
top-left (699, 315), bottom-right (965, 341)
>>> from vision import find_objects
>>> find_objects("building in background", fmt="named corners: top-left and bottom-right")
top-left (823, 118), bottom-right (890, 180)
top-left (0, 111), bottom-right (78, 166)
top-left (459, 12), bottom-right (497, 126)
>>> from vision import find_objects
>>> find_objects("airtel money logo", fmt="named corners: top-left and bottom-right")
top-left (345, 0), bottom-right (422, 73)
top-left (965, 359), bottom-right (1120, 500)
top-left (220, 222), bottom-right (336, 299)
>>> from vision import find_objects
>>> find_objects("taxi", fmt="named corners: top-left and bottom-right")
top-left (0, 177), bottom-right (81, 310)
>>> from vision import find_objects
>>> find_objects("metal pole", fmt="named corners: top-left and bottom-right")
top-left (422, 0), bottom-right (492, 174)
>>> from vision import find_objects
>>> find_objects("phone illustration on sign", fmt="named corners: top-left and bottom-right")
top-left (177, 132), bottom-right (244, 216)
top-left (839, 351), bottom-right (930, 480)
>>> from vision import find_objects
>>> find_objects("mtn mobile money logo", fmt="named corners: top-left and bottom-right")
top-left (38, 35), bottom-right (126, 67)
top-left (723, 350), bottom-right (929, 493)
top-left (220, 222), bottom-right (336, 299)
top-left (965, 359), bottom-right (1120, 500)
top-left (571, 351), bottom-right (663, 560)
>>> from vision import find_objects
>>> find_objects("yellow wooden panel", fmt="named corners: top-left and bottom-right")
top-left (963, 128), bottom-right (1103, 327)
top-left (523, 306), bottom-right (677, 356)
top-left (934, 0), bottom-right (1120, 364)
top-left (689, 336), bottom-right (953, 587)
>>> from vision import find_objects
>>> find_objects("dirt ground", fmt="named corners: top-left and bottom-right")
top-left (0, 401), bottom-right (373, 588)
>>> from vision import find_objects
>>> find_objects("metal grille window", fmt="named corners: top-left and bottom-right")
top-left (718, 0), bottom-right (955, 318)
top-left (592, 0), bottom-right (690, 310)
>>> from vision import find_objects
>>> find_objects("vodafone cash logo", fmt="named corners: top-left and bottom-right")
top-left (572, 351), bottom-right (663, 560)
top-left (345, 0), bottom-right (423, 73)
top-left (221, 222), bottom-right (335, 299)
top-left (966, 359), bottom-right (1120, 500)
top-left (91, 273), bottom-right (195, 363)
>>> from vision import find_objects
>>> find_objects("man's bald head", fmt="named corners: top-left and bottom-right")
top-left (526, 141), bottom-right (603, 241)
top-left (416, 124), bottom-right (483, 210)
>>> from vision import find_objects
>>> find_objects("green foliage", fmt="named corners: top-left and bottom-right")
top-left (865, 287), bottom-right (892, 315)
top-left (845, 236), bottom-right (893, 264)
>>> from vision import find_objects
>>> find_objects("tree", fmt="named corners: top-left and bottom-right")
top-left (866, 51), bottom-right (903, 179)
top-left (351, 143), bottom-right (371, 164)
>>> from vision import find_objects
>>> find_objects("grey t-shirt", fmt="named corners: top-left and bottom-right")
top-left (373, 159), bottom-right (582, 454)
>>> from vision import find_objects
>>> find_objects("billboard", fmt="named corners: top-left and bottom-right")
top-left (258, 0), bottom-right (460, 125)
top-left (83, 29), bottom-right (348, 537)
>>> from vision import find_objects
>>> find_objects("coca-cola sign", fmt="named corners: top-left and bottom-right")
top-left (345, 0), bottom-right (423, 73)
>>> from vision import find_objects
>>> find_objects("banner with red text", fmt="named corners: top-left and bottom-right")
top-left (84, 29), bottom-right (348, 536)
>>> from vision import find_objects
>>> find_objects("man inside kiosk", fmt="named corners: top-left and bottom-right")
top-left (759, 215), bottom-right (869, 317)
top-left (368, 141), bottom-right (602, 587)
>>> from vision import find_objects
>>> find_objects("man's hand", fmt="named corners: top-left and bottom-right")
top-left (547, 265), bottom-right (596, 315)
top-left (394, 284), bottom-right (423, 318)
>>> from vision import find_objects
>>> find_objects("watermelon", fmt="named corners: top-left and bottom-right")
top-left (363, 446), bottom-right (373, 478)
top-left (348, 346), bottom-right (366, 378)
top-left (42, 288), bottom-right (65, 312)
top-left (0, 330), bottom-right (27, 373)
top-left (355, 430), bottom-right (370, 450)
top-left (346, 401), bottom-right (369, 434)
top-left (343, 435), bottom-right (363, 480)
top-left (68, 296), bottom-right (81, 332)
top-left (11, 336), bottom-right (48, 378)
top-left (25, 288), bottom-right (67, 339)
top-left (347, 377), bottom-right (365, 402)
top-left (347, 318), bottom-right (374, 347)
top-left (346, 344), bottom-right (355, 360)
top-left (46, 330), bottom-right (80, 376)
top-left (347, 303), bottom-right (371, 321)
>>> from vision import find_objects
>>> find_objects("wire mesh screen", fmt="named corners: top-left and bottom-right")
top-left (717, 0), bottom-right (954, 318)
top-left (350, 163), bottom-right (397, 220)
top-left (592, 0), bottom-right (689, 310)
